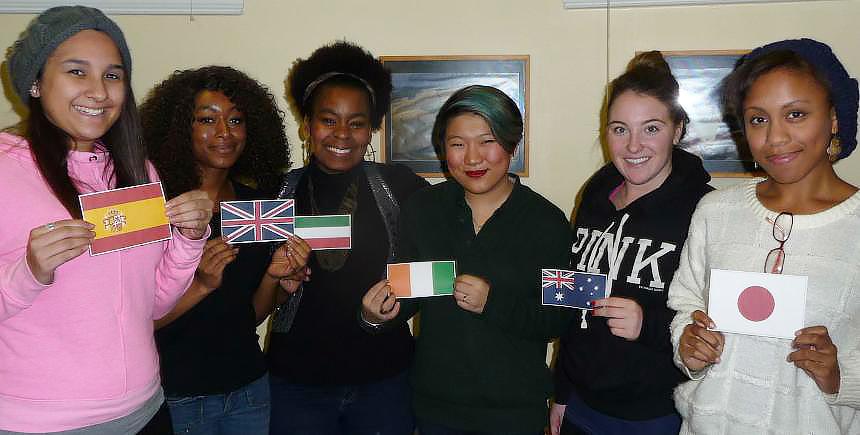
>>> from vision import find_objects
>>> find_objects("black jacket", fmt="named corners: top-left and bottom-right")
top-left (266, 162), bottom-right (428, 385)
top-left (554, 148), bottom-right (712, 420)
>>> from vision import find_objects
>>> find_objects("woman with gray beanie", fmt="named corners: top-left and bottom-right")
top-left (0, 6), bottom-right (212, 434)
top-left (670, 38), bottom-right (860, 434)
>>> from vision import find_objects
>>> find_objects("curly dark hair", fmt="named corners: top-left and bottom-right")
top-left (286, 41), bottom-right (392, 130)
top-left (140, 66), bottom-right (290, 199)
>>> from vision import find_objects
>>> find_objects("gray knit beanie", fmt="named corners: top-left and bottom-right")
top-left (7, 5), bottom-right (132, 105)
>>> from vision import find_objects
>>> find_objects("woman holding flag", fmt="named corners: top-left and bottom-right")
top-left (141, 65), bottom-right (310, 434)
top-left (551, 51), bottom-right (712, 435)
top-left (266, 41), bottom-right (428, 434)
top-left (0, 6), bottom-right (212, 433)
top-left (670, 38), bottom-right (860, 434)
top-left (361, 85), bottom-right (572, 434)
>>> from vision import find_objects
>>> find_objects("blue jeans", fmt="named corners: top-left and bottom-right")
top-left (417, 420), bottom-right (542, 435)
top-left (167, 373), bottom-right (270, 435)
top-left (269, 370), bottom-right (413, 435)
top-left (561, 390), bottom-right (681, 435)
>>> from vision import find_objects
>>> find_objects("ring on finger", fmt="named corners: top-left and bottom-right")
top-left (45, 222), bottom-right (56, 231)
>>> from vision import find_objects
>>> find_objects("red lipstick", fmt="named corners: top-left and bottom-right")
top-left (465, 170), bottom-right (487, 178)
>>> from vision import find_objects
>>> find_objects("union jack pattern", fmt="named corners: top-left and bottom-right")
top-left (542, 269), bottom-right (576, 291)
top-left (220, 199), bottom-right (295, 244)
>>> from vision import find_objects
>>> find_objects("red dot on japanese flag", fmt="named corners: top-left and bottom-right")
top-left (737, 285), bottom-right (775, 322)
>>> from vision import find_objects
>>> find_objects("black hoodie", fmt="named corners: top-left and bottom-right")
top-left (554, 148), bottom-right (713, 420)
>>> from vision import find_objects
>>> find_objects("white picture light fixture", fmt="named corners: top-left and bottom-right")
top-left (564, 0), bottom-right (828, 8)
top-left (0, 0), bottom-right (243, 14)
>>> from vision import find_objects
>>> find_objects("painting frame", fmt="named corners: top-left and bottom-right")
top-left (660, 49), bottom-right (760, 177)
top-left (380, 55), bottom-right (529, 178)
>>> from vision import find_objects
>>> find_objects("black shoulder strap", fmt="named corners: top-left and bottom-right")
top-left (270, 164), bottom-right (402, 335)
top-left (276, 167), bottom-right (306, 200)
top-left (270, 167), bottom-right (307, 334)
top-left (363, 161), bottom-right (400, 262)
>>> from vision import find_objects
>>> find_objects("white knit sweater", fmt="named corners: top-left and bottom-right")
top-left (668, 179), bottom-right (860, 435)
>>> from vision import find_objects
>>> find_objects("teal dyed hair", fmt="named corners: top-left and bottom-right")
top-left (431, 85), bottom-right (523, 156)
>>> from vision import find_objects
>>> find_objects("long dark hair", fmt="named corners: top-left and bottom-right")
top-left (140, 66), bottom-right (290, 199)
top-left (25, 79), bottom-right (149, 219)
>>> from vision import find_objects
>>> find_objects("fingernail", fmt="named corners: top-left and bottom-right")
top-left (715, 357), bottom-right (721, 363)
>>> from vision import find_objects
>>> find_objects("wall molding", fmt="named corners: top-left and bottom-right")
top-left (563, 0), bottom-right (828, 8)
top-left (0, 0), bottom-right (243, 15)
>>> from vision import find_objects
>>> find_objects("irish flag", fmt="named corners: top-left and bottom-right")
top-left (387, 261), bottom-right (456, 298)
top-left (294, 214), bottom-right (351, 250)
top-left (79, 182), bottom-right (171, 255)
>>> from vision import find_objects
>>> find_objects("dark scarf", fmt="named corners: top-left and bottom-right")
top-left (307, 162), bottom-right (359, 271)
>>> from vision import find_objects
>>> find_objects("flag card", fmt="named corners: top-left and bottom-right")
top-left (707, 268), bottom-right (807, 340)
top-left (294, 215), bottom-right (351, 250)
top-left (387, 261), bottom-right (456, 298)
top-left (541, 269), bottom-right (608, 309)
top-left (79, 182), bottom-right (171, 256)
top-left (220, 199), bottom-right (295, 244)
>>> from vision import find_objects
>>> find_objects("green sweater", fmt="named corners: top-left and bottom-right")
top-left (395, 179), bottom-right (573, 432)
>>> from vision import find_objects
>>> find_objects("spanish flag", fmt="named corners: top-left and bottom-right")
top-left (79, 182), bottom-right (171, 255)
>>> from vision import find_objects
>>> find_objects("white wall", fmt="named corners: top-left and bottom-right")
top-left (0, 0), bottom-right (856, 214)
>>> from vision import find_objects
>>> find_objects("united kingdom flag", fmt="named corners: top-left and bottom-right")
top-left (541, 269), bottom-right (607, 309)
top-left (220, 199), bottom-right (295, 244)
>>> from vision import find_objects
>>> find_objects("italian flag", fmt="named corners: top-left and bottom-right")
top-left (294, 214), bottom-right (351, 250)
top-left (387, 261), bottom-right (456, 298)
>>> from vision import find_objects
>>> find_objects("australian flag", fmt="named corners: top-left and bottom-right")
top-left (220, 199), bottom-right (295, 244)
top-left (541, 269), bottom-right (608, 309)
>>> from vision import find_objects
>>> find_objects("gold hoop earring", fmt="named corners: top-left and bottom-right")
top-left (827, 135), bottom-right (842, 162)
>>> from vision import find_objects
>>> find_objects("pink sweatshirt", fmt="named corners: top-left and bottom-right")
top-left (0, 133), bottom-right (206, 432)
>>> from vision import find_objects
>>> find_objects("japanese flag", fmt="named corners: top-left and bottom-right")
top-left (707, 268), bottom-right (807, 340)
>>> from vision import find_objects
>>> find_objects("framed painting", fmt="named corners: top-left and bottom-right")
top-left (380, 55), bottom-right (529, 177)
top-left (662, 50), bottom-right (758, 176)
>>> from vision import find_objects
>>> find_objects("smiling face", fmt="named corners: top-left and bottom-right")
top-left (606, 90), bottom-right (681, 195)
top-left (34, 30), bottom-right (126, 151)
top-left (742, 67), bottom-right (836, 185)
top-left (191, 90), bottom-right (247, 171)
top-left (306, 84), bottom-right (372, 173)
top-left (444, 113), bottom-right (513, 197)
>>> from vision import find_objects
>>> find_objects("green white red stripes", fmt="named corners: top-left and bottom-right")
top-left (294, 215), bottom-right (351, 250)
